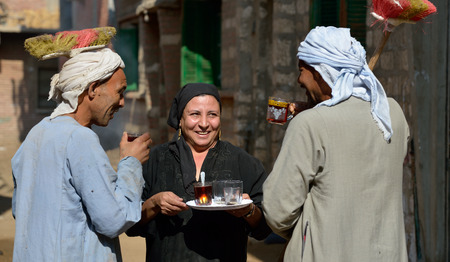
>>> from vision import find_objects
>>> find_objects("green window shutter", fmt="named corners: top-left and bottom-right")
top-left (115, 27), bottom-right (139, 92)
top-left (181, 0), bottom-right (221, 88)
top-left (346, 0), bottom-right (367, 47)
top-left (309, 0), bottom-right (366, 47)
top-left (310, 0), bottom-right (340, 28)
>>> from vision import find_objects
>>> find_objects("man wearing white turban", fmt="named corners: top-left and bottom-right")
top-left (263, 26), bottom-right (409, 261)
top-left (11, 47), bottom-right (152, 261)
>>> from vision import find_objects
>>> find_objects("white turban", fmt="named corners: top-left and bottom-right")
top-left (49, 48), bottom-right (125, 119)
top-left (297, 26), bottom-right (393, 141)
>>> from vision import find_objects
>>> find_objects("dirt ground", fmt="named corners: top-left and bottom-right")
top-left (0, 148), bottom-right (285, 262)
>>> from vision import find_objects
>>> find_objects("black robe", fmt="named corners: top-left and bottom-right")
top-left (127, 139), bottom-right (272, 262)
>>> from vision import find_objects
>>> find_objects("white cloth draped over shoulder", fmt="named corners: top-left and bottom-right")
top-left (297, 26), bottom-right (393, 141)
top-left (49, 48), bottom-right (125, 119)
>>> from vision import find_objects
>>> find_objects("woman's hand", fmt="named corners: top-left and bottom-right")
top-left (225, 193), bottom-right (262, 229)
top-left (140, 192), bottom-right (188, 224)
top-left (151, 192), bottom-right (189, 216)
top-left (226, 193), bottom-right (253, 217)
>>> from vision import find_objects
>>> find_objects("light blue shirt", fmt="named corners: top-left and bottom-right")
top-left (11, 116), bottom-right (144, 262)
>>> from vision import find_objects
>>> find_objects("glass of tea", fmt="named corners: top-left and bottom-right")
top-left (194, 182), bottom-right (212, 205)
top-left (127, 132), bottom-right (142, 142)
top-left (266, 96), bottom-right (291, 125)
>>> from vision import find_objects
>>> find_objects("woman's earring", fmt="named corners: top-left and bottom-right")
top-left (219, 129), bottom-right (221, 140)
top-left (178, 128), bottom-right (182, 140)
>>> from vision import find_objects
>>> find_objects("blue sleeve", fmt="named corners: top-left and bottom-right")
top-left (67, 127), bottom-right (144, 238)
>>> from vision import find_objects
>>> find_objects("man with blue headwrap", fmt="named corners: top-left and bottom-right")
top-left (263, 26), bottom-right (409, 261)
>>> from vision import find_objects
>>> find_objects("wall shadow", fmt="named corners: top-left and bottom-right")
top-left (0, 195), bottom-right (12, 216)
top-left (6, 32), bottom-right (57, 144)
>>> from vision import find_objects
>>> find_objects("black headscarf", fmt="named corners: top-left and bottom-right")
top-left (167, 83), bottom-right (222, 130)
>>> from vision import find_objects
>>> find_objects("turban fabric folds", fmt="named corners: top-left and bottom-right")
top-left (167, 83), bottom-right (222, 130)
top-left (49, 48), bottom-right (125, 119)
top-left (297, 26), bottom-right (393, 141)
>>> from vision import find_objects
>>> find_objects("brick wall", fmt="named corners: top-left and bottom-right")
top-left (227, 0), bottom-right (310, 170)
top-left (1, 0), bottom-right (59, 29)
top-left (0, 32), bottom-right (55, 180)
top-left (6, 0), bottom-right (50, 10)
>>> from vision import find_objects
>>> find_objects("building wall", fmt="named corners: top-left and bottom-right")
top-left (71, 0), bottom-right (109, 29)
top-left (0, 34), bottom-right (29, 170)
top-left (0, 0), bottom-right (59, 206)
top-left (140, 13), bottom-right (169, 144)
top-left (409, 0), bottom-right (449, 260)
top-left (157, 7), bottom-right (182, 139)
top-left (0, 0), bottom-right (59, 30)
top-left (115, 0), bottom-right (142, 23)
top-left (231, 0), bottom-right (311, 169)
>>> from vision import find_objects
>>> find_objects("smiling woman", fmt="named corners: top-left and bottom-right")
top-left (126, 83), bottom-right (272, 262)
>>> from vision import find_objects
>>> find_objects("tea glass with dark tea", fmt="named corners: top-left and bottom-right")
top-left (194, 182), bottom-right (212, 205)
top-left (266, 96), bottom-right (291, 125)
top-left (127, 132), bottom-right (142, 142)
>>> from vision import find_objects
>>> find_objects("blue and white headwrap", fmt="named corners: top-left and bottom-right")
top-left (297, 26), bottom-right (392, 141)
